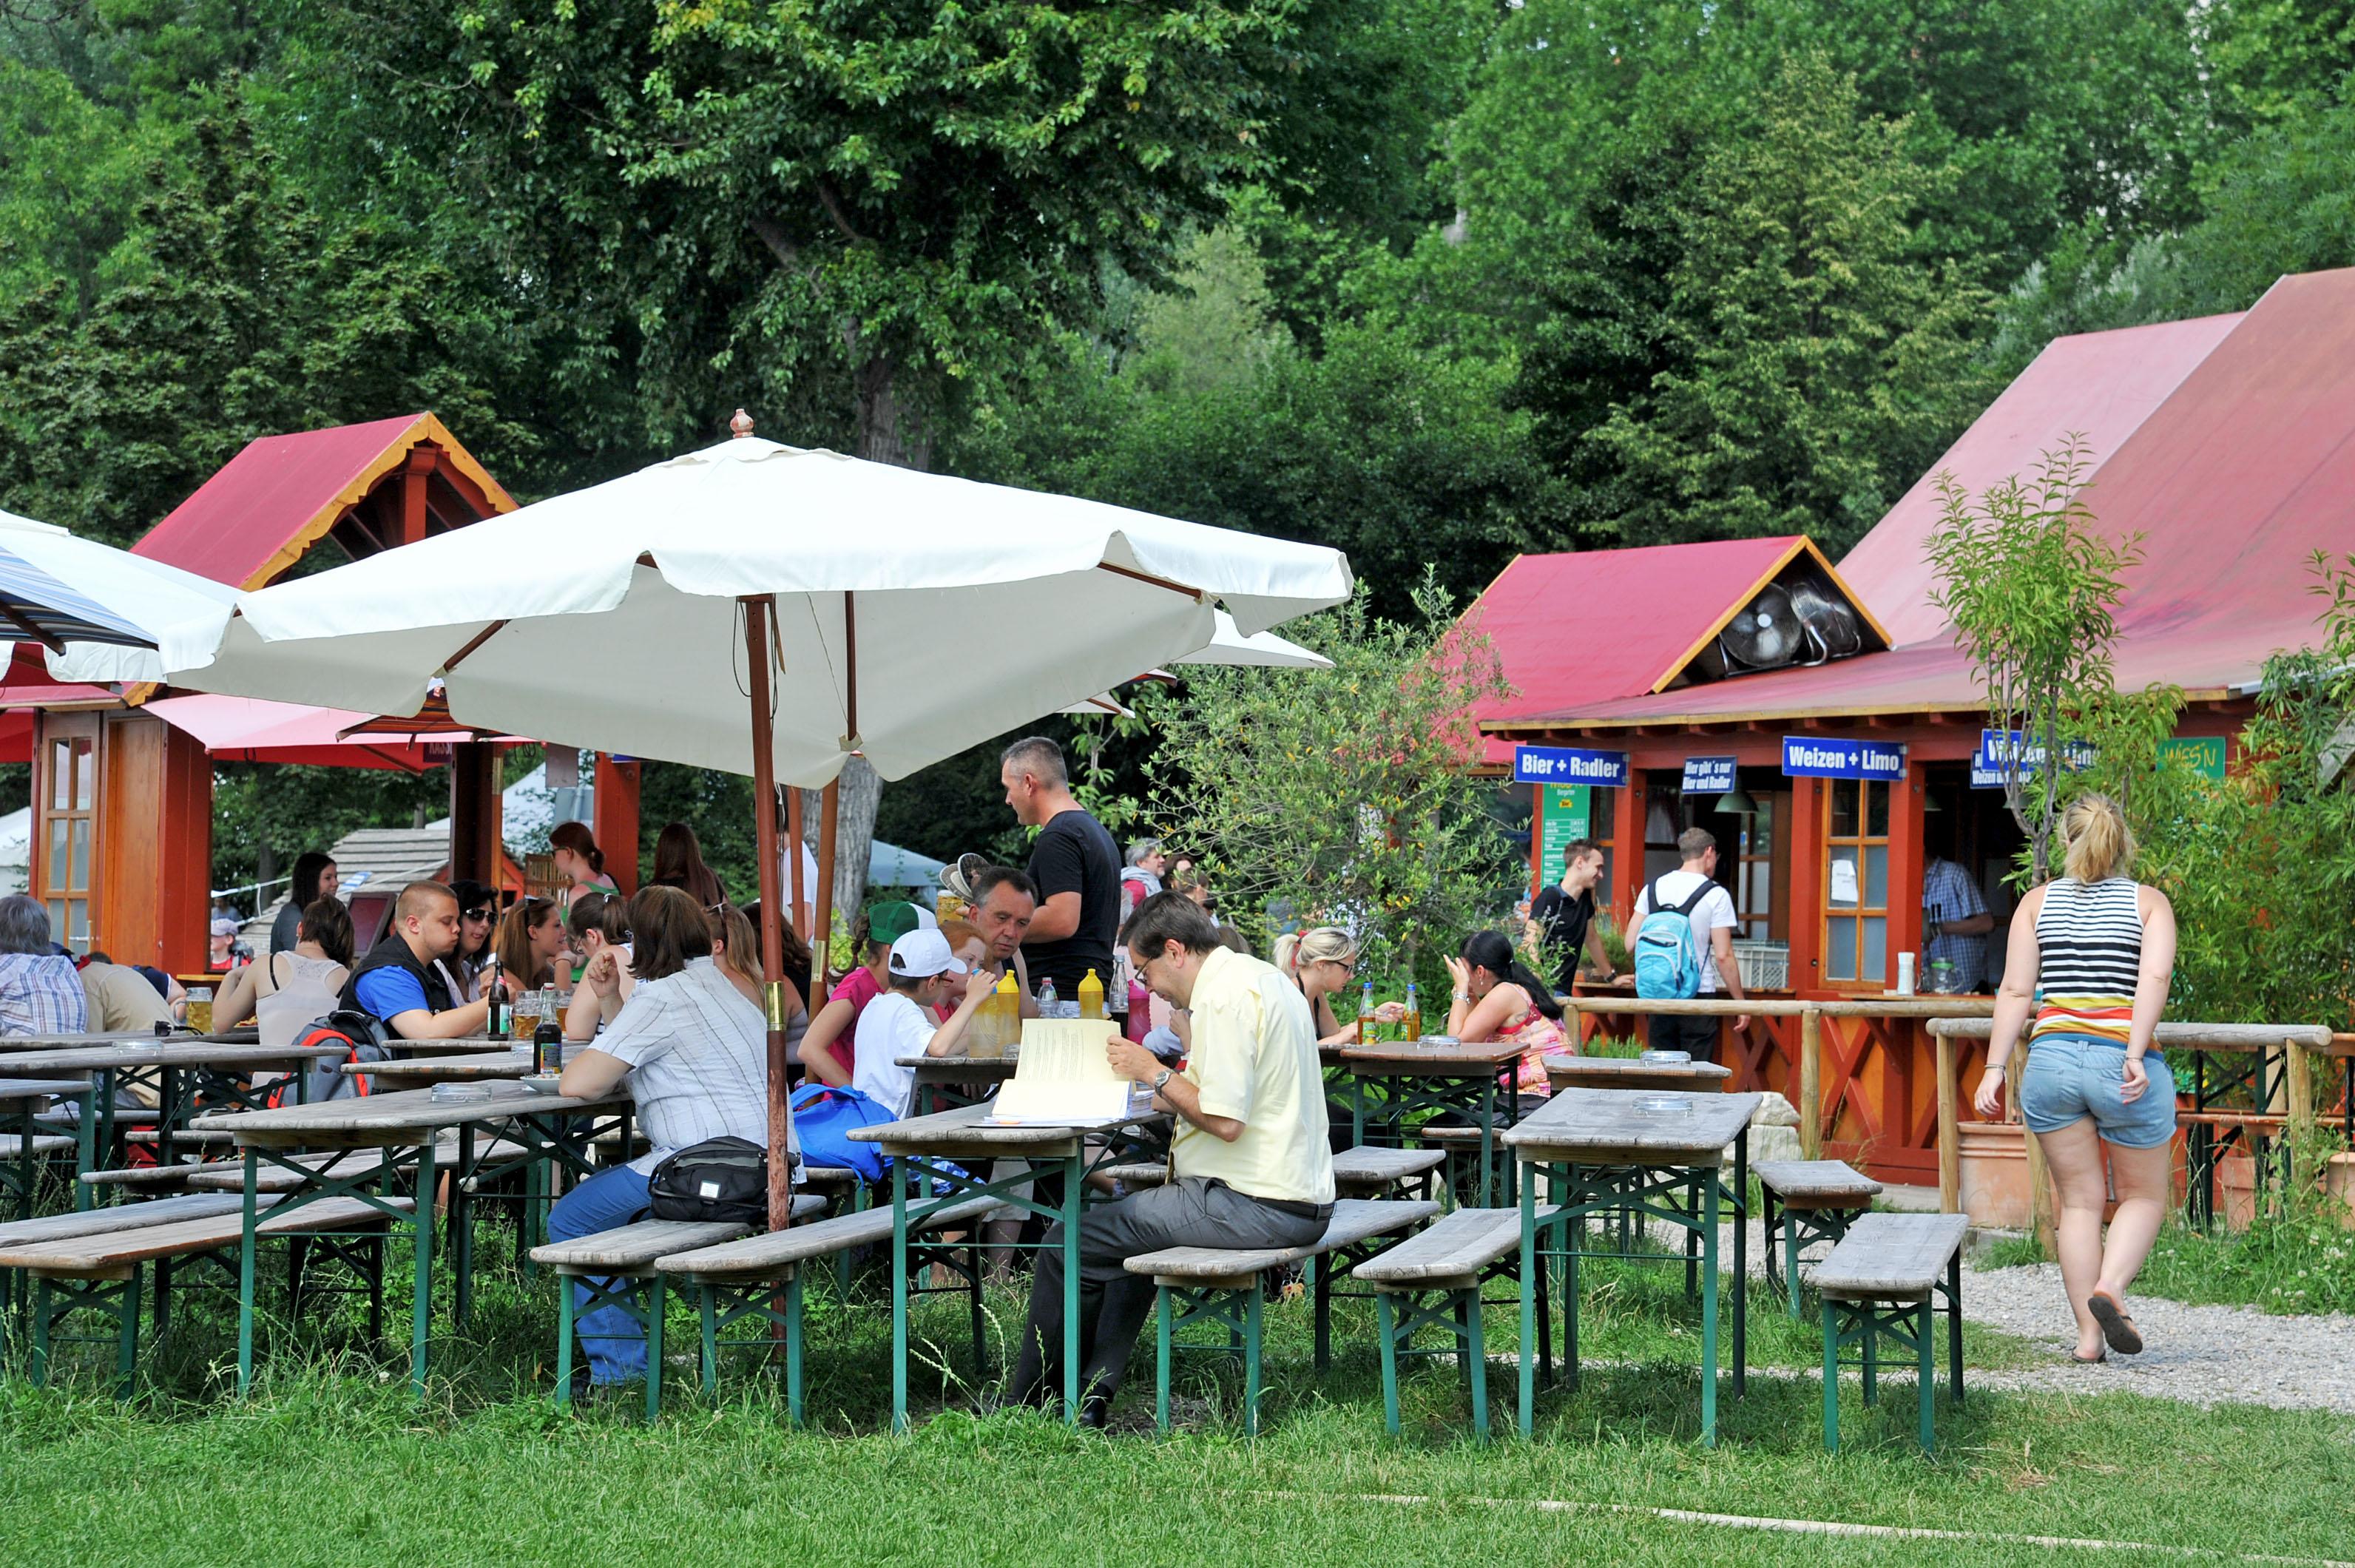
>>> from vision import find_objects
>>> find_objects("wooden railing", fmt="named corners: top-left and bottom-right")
top-left (1928, 1018), bottom-right (2348, 1234)
top-left (1561, 995), bottom-right (1995, 1169)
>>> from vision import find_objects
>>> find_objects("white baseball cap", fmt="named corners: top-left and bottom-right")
top-left (888, 927), bottom-right (967, 979)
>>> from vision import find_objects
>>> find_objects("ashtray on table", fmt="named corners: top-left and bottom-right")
top-left (430, 1082), bottom-right (493, 1104)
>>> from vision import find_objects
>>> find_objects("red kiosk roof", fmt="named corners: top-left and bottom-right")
top-left (133, 413), bottom-right (513, 589)
top-left (1493, 267), bottom-right (2355, 736)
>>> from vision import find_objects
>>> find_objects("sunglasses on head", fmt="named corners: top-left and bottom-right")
top-left (462, 906), bottom-right (493, 922)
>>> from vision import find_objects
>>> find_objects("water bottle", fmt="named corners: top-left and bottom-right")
top-left (1038, 977), bottom-right (1058, 1018)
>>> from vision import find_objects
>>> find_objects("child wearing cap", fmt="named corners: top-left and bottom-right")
top-left (851, 927), bottom-right (993, 1118)
top-left (798, 900), bottom-right (929, 1089)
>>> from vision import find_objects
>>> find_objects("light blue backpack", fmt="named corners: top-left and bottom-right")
top-left (1632, 876), bottom-right (1713, 1000)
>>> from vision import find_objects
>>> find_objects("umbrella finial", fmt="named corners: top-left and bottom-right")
top-left (730, 408), bottom-right (756, 439)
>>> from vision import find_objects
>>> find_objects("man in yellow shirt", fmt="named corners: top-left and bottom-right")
top-left (1012, 891), bottom-right (1334, 1426)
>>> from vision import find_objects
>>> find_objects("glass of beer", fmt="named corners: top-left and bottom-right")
top-left (186, 986), bottom-right (214, 1035)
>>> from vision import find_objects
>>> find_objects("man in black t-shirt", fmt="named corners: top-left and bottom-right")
top-left (1527, 837), bottom-right (1614, 995)
top-left (1001, 736), bottom-right (1120, 999)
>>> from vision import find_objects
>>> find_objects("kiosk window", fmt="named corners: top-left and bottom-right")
top-left (1822, 779), bottom-right (1889, 984)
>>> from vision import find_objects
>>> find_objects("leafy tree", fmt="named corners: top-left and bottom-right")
top-left (1141, 578), bottom-right (1513, 974)
top-left (1926, 436), bottom-right (2144, 882)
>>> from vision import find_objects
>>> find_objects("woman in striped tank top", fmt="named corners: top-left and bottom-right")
top-left (1974, 794), bottom-right (2177, 1363)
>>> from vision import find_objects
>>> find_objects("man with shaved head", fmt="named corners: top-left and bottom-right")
top-left (338, 880), bottom-right (495, 1040)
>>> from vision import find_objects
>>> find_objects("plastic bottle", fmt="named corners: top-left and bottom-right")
top-left (1077, 968), bottom-right (1106, 1019)
top-left (976, 968), bottom-right (1021, 1058)
top-left (1402, 981), bottom-right (1422, 1043)
top-left (1356, 980), bottom-right (1377, 1044)
top-left (1039, 977), bottom-right (1059, 1015)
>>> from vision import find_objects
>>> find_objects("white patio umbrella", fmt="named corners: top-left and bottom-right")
top-left (153, 422), bottom-right (1353, 1226)
top-left (0, 507), bottom-right (238, 677)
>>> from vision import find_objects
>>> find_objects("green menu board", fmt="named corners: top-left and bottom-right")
top-left (2158, 736), bottom-right (2226, 781)
top-left (1538, 783), bottom-right (1592, 879)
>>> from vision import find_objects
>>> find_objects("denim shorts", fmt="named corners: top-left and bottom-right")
top-left (2019, 1035), bottom-right (2177, 1149)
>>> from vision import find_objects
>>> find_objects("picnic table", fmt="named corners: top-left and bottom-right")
top-left (1338, 1037), bottom-right (1526, 1204)
top-left (847, 1099), bottom-right (1165, 1431)
top-left (1503, 1087), bottom-right (1761, 1445)
top-left (192, 1081), bottom-right (630, 1396)
top-left (349, 1047), bottom-right (563, 1089)
top-left (1541, 1054), bottom-right (1732, 1094)
top-left (0, 1077), bottom-right (92, 1218)
top-left (893, 1050), bottom-right (1021, 1115)
top-left (0, 1041), bottom-right (352, 1205)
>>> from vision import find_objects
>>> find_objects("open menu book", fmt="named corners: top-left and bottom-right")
top-left (990, 1018), bottom-right (1157, 1126)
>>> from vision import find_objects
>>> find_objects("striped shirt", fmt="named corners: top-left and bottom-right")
top-left (2030, 877), bottom-right (2144, 1047)
top-left (0, 953), bottom-right (90, 1035)
top-left (596, 957), bottom-right (777, 1174)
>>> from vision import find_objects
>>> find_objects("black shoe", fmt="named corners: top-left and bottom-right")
top-left (1077, 1391), bottom-right (1112, 1430)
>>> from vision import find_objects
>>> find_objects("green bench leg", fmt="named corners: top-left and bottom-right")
top-left (1947, 1253), bottom-right (1965, 1406)
top-left (1462, 1285), bottom-right (1487, 1442)
top-left (1821, 1298), bottom-right (1839, 1451)
top-left (555, 1274), bottom-right (577, 1407)
top-left (785, 1272), bottom-right (805, 1427)
top-left (1376, 1292), bottom-right (1402, 1435)
top-left (30, 1275), bottom-right (51, 1387)
top-left (644, 1275), bottom-right (665, 1423)
top-left (1155, 1288), bottom-right (1173, 1435)
top-left (1861, 1302), bottom-right (1877, 1405)
top-left (115, 1263), bottom-right (141, 1402)
top-left (698, 1285), bottom-right (720, 1404)
top-left (1784, 1214), bottom-right (1804, 1318)
top-left (1242, 1285), bottom-right (1264, 1438)
top-left (1916, 1297), bottom-right (1935, 1453)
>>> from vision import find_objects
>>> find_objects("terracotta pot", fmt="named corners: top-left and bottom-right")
top-left (2324, 1152), bottom-right (2355, 1231)
top-left (1958, 1121), bottom-right (2032, 1229)
top-left (2217, 1149), bottom-right (2259, 1231)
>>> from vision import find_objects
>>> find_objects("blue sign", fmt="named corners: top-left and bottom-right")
top-left (1513, 745), bottom-right (1629, 788)
top-left (1681, 756), bottom-right (1737, 794)
top-left (1780, 737), bottom-right (1908, 780)
top-left (1974, 729), bottom-right (2095, 777)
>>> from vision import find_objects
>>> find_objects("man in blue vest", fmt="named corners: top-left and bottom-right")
top-left (339, 881), bottom-right (495, 1040)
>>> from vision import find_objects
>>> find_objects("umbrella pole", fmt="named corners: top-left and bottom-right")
top-left (787, 787), bottom-right (805, 939)
top-left (743, 594), bottom-right (793, 1232)
top-left (814, 781), bottom-right (838, 998)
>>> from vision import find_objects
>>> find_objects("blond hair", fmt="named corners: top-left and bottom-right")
top-left (2061, 793), bottom-right (2135, 884)
top-left (1273, 925), bottom-right (1357, 979)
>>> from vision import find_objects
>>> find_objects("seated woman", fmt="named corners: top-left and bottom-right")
top-left (550, 821), bottom-right (620, 912)
top-left (214, 896), bottom-right (354, 1049)
top-left (1444, 930), bottom-right (1571, 1096)
top-left (1272, 926), bottom-right (1404, 1047)
top-left (562, 893), bottom-right (633, 1039)
top-left (443, 879), bottom-right (499, 1001)
top-left (490, 896), bottom-right (565, 998)
top-left (706, 905), bottom-right (811, 1068)
top-left (549, 886), bottom-right (771, 1389)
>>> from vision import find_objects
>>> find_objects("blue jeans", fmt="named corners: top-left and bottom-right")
top-left (2020, 1035), bottom-right (2177, 1149)
top-left (545, 1163), bottom-right (654, 1384)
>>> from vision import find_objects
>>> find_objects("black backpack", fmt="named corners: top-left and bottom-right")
top-left (648, 1136), bottom-right (771, 1225)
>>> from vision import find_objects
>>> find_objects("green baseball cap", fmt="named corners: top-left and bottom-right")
top-left (867, 900), bottom-right (925, 947)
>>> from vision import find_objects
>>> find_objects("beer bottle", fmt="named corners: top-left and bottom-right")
top-left (1402, 981), bottom-right (1422, 1043)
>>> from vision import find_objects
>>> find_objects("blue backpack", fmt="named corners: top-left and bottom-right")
top-left (788, 1083), bottom-right (896, 1182)
top-left (1632, 875), bottom-right (1715, 1000)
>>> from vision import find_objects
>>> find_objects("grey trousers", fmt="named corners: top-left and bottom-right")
top-left (1013, 1175), bottom-right (1326, 1406)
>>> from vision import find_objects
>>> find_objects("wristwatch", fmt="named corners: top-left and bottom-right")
top-left (1150, 1067), bottom-right (1175, 1094)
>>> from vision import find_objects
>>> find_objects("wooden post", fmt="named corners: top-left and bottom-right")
top-left (1935, 1029), bottom-right (1960, 1214)
top-left (592, 754), bottom-right (641, 895)
top-left (2285, 1036), bottom-right (2316, 1190)
top-left (813, 780), bottom-right (839, 996)
top-left (743, 595), bottom-right (793, 1233)
top-left (1798, 1005), bottom-right (1823, 1160)
top-left (2009, 1050), bottom-right (2056, 1256)
top-left (447, 741), bottom-right (501, 888)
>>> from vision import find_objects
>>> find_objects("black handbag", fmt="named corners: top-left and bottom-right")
top-left (646, 1135), bottom-right (771, 1224)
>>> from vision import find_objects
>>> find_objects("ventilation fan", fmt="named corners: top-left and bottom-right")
top-left (1718, 584), bottom-right (1806, 672)
top-left (1787, 581), bottom-right (1865, 665)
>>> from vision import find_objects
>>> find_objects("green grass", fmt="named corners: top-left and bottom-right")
top-left (3, 1225), bottom-right (2349, 1565)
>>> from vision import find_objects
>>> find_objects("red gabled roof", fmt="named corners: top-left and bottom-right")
top-left (1492, 266), bottom-right (2355, 736)
top-left (132, 413), bottom-right (514, 589)
top-left (1837, 313), bottom-right (2242, 643)
top-left (1459, 536), bottom-right (1885, 762)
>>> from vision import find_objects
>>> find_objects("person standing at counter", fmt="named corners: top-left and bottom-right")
top-left (1627, 828), bottom-right (1748, 1056)
top-left (1922, 854), bottom-right (1995, 992)
top-left (1527, 838), bottom-right (1615, 995)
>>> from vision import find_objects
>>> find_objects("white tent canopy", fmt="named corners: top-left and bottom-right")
top-left (156, 436), bottom-right (1351, 788)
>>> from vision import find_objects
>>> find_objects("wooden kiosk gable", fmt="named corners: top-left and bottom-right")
top-left (1477, 266), bottom-right (2355, 1183)
top-left (23, 416), bottom-right (516, 973)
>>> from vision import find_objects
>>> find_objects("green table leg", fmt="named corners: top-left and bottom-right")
top-left (410, 1138), bottom-right (436, 1400)
top-left (235, 1147), bottom-right (258, 1396)
top-left (643, 1275), bottom-right (665, 1423)
top-left (1464, 1284), bottom-right (1488, 1442)
top-left (1700, 1169), bottom-right (1720, 1447)
top-left (1784, 1214), bottom-right (1803, 1318)
top-left (452, 1123), bottom-right (476, 1326)
top-left (890, 1158), bottom-right (910, 1434)
top-left (785, 1271), bottom-right (804, 1426)
top-left (1061, 1151), bottom-right (1082, 1424)
top-left (1477, 1079), bottom-right (1496, 1208)
top-left (114, 1263), bottom-right (141, 1402)
top-left (1516, 1165), bottom-right (1536, 1438)
top-left (1376, 1291), bottom-right (1401, 1435)
top-left (555, 1271), bottom-right (576, 1407)
top-left (1155, 1287), bottom-right (1173, 1434)
top-left (72, 1079), bottom-right (96, 1212)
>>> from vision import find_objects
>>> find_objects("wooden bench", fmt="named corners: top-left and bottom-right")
top-left (1123, 1196), bottom-right (1439, 1434)
top-left (0, 1194), bottom-right (410, 1398)
top-left (1350, 1204), bottom-right (1560, 1439)
top-left (1753, 1159), bottom-right (1883, 1317)
top-left (1811, 1212), bottom-right (1969, 1453)
top-left (528, 1200), bottom-right (826, 1419)
top-left (658, 1196), bottom-right (1009, 1423)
